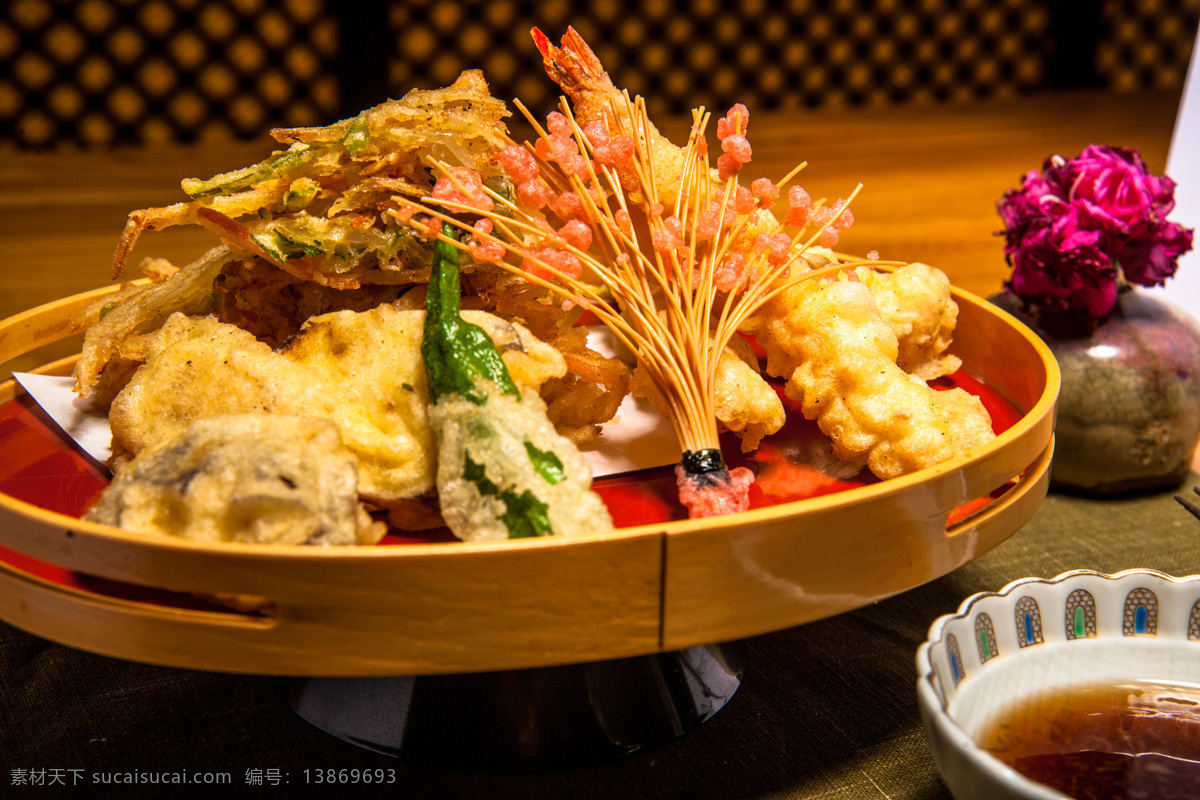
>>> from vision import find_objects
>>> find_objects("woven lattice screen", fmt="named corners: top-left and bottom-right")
top-left (1, 0), bottom-right (339, 148)
top-left (389, 0), bottom-right (1058, 122)
top-left (2, 0), bottom-right (1197, 149)
top-left (1099, 0), bottom-right (1200, 91)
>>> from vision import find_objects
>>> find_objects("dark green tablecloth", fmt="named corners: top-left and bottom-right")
top-left (4, 473), bottom-right (1199, 799)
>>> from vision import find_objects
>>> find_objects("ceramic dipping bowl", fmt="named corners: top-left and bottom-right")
top-left (916, 568), bottom-right (1200, 799)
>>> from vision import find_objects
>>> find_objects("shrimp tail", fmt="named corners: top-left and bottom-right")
top-left (531, 26), bottom-right (553, 64)
top-left (530, 26), bottom-right (693, 207)
top-left (530, 26), bottom-right (620, 115)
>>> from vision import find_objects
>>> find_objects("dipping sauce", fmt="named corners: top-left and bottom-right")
top-left (977, 681), bottom-right (1200, 799)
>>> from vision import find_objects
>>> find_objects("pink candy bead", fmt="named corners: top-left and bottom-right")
top-left (595, 135), bottom-right (635, 166)
top-left (751, 177), bottom-right (779, 207)
top-left (717, 152), bottom-right (741, 180)
top-left (551, 190), bottom-right (584, 220)
top-left (766, 232), bottom-right (792, 264)
top-left (517, 178), bottom-right (551, 210)
top-left (546, 111), bottom-right (571, 137)
top-left (498, 145), bottom-right (539, 182)
top-left (714, 253), bottom-right (746, 291)
top-left (413, 215), bottom-right (442, 239)
top-left (523, 246), bottom-right (583, 281)
top-left (583, 121), bottom-right (609, 148)
top-left (431, 166), bottom-right (493, 212)
top-left (734, 185), bottom-right (756, 214)
top-left (696, 208), bottom-right (722, 240)
top-left (615, 209), bottom-right (633, 235)
top-left (786, 186), bottom-right (812, 226)
top-left (469, 237), bottom-right (505, 264)
top-left (558, 219), bottom-right (593, 250)
top-left (721, 134), bottom-right (752, 163)
top-left (828, 199), bottom-right (854, 231)
top-left (716, 104), bottom-right (750, 140)
top-left (652, 215), bottom-right (685, 253)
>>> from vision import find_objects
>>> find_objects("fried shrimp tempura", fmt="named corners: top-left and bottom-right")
top-left (537, 326), bottom-right (632, 444)
top-left (533, 27), bottom-right (694, 205)
top-left (749, 276), bottom-right (995, 479)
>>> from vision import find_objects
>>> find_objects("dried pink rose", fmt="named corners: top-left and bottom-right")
top-left (997, 145), bottom-right (1193, 320)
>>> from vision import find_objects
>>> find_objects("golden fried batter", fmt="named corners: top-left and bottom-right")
top-left (107, 305), bottom-right (565, 522)
top-left (87, 414), bottom-right (383, 545)
top-left (713, 336), bottom-right (786, 452)
top-left (214, 258), bottom-right (410, 348)
top-left (749, 277), bottom-right (994, 479)
top-left (431, 381), bottom-right (613, 541)
top-left (856, 262), bottom-right (962, 380)
top-left (73, 247), bottom-right (233, 401)
top-left (112, 70), bottom-right (511, 286)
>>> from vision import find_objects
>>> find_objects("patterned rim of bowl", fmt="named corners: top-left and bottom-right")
top-left (915, 568), bottom-right (1200, 800)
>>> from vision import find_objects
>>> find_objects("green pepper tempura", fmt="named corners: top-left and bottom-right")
top-left (423, 224), bottom-right (613, 541)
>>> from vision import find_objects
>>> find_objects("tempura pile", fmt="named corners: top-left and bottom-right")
top-left (74, 29), bottom-right (994, 544)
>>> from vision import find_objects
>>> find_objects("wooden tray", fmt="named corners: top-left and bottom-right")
top-left (0, 284), bottom-right (1058, 676)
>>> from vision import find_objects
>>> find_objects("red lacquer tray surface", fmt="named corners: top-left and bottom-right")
top-left (0, 374), bottom-right (1021, 601)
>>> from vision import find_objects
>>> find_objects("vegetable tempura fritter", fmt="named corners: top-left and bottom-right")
top-left (86, 414), bottom-right (384, 546)
top-left (112, 71), bottom-right (511, 288)
top-left (422, 227), bottom-right (612, 540)
top-left (107, 304), bottom-right (566, 528)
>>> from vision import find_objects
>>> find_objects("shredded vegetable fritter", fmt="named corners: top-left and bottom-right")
top-left (113, 71), bottom-right (511, 288)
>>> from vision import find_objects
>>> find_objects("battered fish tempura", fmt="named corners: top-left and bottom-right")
top-left (747, 274), bottom-right (995, 479)
top-left (855, 262), bottom-right (962, 380)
